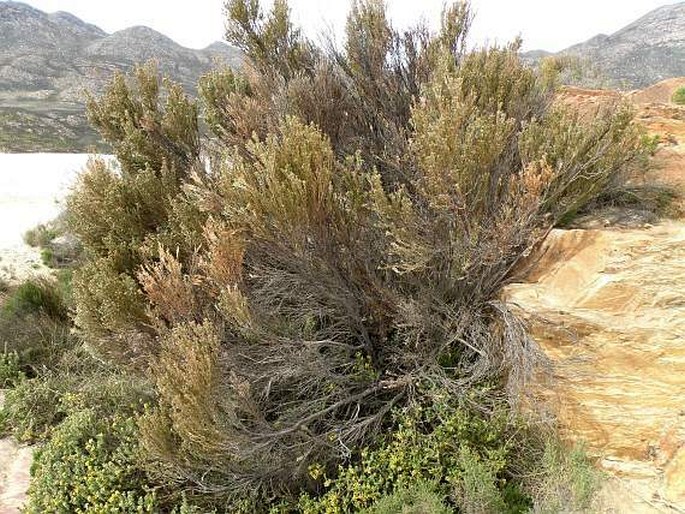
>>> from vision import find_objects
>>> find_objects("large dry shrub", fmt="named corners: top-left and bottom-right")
top-left (66, 0), bottom-right (648, 507)
top-left (67, 64), bottom-right (207, 363)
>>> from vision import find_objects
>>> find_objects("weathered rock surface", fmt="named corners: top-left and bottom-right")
top-left (506, 88), bottom-right (685, 512)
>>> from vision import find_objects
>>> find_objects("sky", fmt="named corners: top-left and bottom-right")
top-left (15, 0), bottom-right (685, 51)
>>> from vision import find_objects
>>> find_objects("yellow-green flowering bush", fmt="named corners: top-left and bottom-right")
top-left (25, 410), bottom-right (159, 514)
top-left (294, 395), bottom-right (531, 514)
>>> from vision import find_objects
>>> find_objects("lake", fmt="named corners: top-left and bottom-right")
top-left (0, 153), bottom-right (109, 281)
top-left (0, 153), bottom-right (104, 246)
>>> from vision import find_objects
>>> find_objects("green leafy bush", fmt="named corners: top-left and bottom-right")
top-left (2, 278), bottom-right (68, 321)
top-left (25, 409), bottom-right (158, 514)
top-left (361, 483), bottom-right (450, 514)
top-left (672, 87), bottom-right (685, 105)
top-left (294, 395), bottom-right (531, 514)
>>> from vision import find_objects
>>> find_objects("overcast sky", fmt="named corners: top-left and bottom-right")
top-left (16, 0), bottom-right (684, 51)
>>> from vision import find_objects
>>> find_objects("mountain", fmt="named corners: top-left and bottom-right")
top-left (0, 1), bottom-right (243, 152)
top-left (525, 2), bottom-right (685, 90)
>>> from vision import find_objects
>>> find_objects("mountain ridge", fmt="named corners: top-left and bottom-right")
top-left (0, 1), bottom-right (243, 152)
top-left (526, 2), bottom-right (685, 89)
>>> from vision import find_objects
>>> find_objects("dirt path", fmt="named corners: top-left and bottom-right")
top-left (0, 392), bottom-right (33, 514)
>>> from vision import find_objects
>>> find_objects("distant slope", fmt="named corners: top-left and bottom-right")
top-left (0, 1), bottom-right (243, 152)
top-left (524, 2), bottom-right (685, 90)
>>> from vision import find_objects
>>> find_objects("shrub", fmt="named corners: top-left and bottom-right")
top-left (0, 312), bottom-right (73, 376)
top-left (66, 66), bottom-right (206, 361)
top-left (24, 223), bottom-right (57, 248)
top-left (0, 278), bottom-right (74, 376)
top-left (2, 278), bottom-right (68, 322)
top-left (40, 247), bottom-right (54, 267)
top-left (23, 216), bottom-right (83, 269)
top-left (0, 350), bottom-right (24, 388)
top-left (2, 373), bottom-right (72, 441)
top-left (2, 346), bottom-right (152, 442)
top-left (528, 440), bottom-right (602, 514)
top-left (25, 409), bottom-right (159, 514)
top-left (293, 395), bottom-right (531, 514)
top-left (66, 0), bottom-right (647, 507)
top-left (56, 268), bottom-right (74, 304)
top-left (361, 483), bottom-right (450, 514)
top-left (672, 86), bottom-right (685, 105)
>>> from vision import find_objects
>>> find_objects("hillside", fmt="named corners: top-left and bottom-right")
top-left (0, 1), bottom-right (243, 152)
top-left (525, 2), bottom-right (685, 90)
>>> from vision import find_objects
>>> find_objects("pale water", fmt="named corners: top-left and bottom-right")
top-left (0, 153), bottom-right (112, 281)
top-left (0, 153), bottom-right (106, 247)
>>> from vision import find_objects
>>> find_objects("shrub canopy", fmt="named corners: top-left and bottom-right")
top-left (673, 86), bottom-right (685, 105)
top-left (66, 0), bottom-right (647, 506)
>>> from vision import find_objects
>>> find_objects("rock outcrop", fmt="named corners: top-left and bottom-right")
top-left (506, 84), bottom-right (685, 512)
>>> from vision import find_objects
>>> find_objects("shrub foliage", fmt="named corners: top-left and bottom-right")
top-left (672, 86), bottom-right (685, 105)
top-left (294, 394), bottom-right (529, 513)
top-left (25, 410), bottom-right (158, 514)
top-left (64, 0), bottom-right (647, 508)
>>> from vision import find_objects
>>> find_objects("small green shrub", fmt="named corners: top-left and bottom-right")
top-left (295, 396), bottom-right (531, 514)
top-left (24, 217), bottom-right (83, 269)
top-left (672, 87), bottom-right (685, 105)
top-left (0, 350), bottom-right (25, 387)
top-left (529, 440), bottom-right (602, 514)
top-left (2, 347), bottom-right (152, 442)
top-left (2, 373), bottom-right (71, 441)
top-left (2, 278), bottom-right (68, 321)
top-left (25, 409), bottom-right (159, 514)
top-left (56, 268), bottom-right (74, 305)
top-left (361, 483), bottom-right (450, 514)
top-left (0, 278), bottom-right (73, 376)
top-left (24, 224), bottom-right (57, 248)
top-left (0, 312), bottom-right (74, 378)
top-left (641, 134), bottom-right (661, 156)
top-left (40, 247), bottom-right (54, 267)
